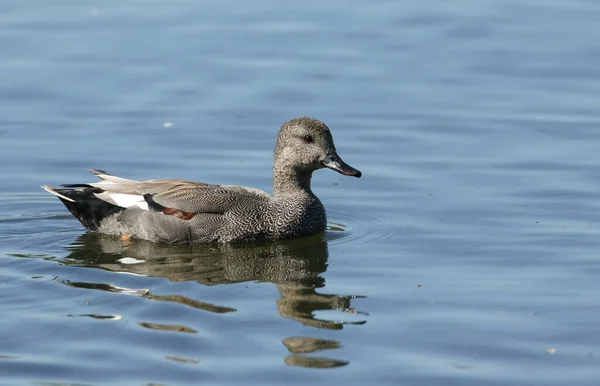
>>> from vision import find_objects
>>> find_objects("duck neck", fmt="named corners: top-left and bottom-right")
top-left (273, 164), bottom-right (314, 197)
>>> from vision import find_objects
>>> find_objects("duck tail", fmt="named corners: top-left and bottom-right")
top-left (42, 185), bottom-right (124, 231)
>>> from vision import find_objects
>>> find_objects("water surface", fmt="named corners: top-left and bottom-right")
top-left (2, 1), bottom-right (600, 385)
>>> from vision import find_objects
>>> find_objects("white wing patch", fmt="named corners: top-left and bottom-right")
top-left (95, 192), bottom-right (149, 210)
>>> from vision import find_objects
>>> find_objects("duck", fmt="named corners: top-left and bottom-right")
top-left (42, 117), bottom-right (361, 243)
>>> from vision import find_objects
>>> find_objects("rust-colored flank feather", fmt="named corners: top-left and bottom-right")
top-left (162, 207), bottom-right (197, 221)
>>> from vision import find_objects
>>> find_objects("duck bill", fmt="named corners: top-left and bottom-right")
top-left (322, 153), bottom-right (362, 178)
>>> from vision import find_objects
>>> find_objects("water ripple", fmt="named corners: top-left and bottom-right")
top-left (56, 278), bottom-right (237, 313)
top-left (326, 203), bottom-right (431, 249)
top-left (138, 322), bottom-right (198, 334)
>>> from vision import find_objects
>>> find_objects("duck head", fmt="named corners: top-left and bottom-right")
top-left (275, 117), bottom-right (362, 178)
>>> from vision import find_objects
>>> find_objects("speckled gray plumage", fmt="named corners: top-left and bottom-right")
top-left (43, 117), bottom-right (361, 243)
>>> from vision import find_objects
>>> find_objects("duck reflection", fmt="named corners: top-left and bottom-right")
top-left (64, 233), bottom-right (366, 330)
top-left (64, 233), bottom-right (364, 368)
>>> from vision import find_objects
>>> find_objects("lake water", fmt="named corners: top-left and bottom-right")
top-left (1, 0), bottom-right (600, 385)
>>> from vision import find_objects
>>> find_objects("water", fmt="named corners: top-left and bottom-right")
top-left (2, 0), bottom-right (600, 384)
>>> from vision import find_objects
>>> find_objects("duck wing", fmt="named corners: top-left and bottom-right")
top-left (84, 169), bottom-right (269, 219)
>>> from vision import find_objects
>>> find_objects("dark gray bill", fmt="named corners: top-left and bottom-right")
top-left (322, 153), bottom-right (362, 178)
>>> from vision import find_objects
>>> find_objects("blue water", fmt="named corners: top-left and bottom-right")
top-left (2, 1), bottom-right (600, 385)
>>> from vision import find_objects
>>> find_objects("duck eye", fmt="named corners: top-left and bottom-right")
top-left (303, 135), bottom-right (314, 143)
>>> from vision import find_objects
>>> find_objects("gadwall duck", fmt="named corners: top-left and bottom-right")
top-left (42, 117), bottom-right (361, 243)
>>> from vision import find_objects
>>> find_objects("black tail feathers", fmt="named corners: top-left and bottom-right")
top-left (45, 186), bottom-right (123, 231)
